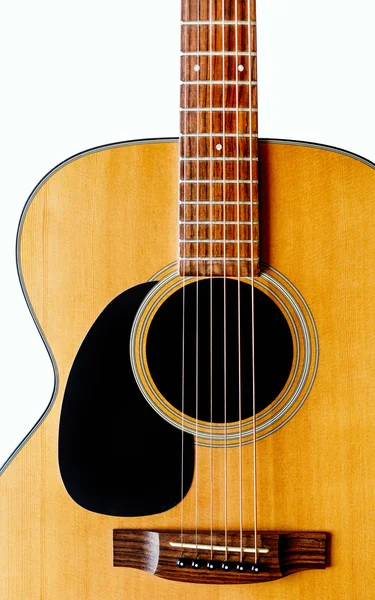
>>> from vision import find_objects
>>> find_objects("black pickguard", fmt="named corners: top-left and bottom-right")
top-left (59, 282), bottom-right (195, 517)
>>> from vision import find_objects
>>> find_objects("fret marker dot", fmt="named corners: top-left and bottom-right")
top-left (194, 64), bottom-right (200, 72)
top-left (216, 144), bottom-right (222, 151)
top-left (238, 64), bottom-right (245, 72)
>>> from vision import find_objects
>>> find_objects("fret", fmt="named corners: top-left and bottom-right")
top-left (182, 133), bottom-right (258, 138)
top-left (180, 249), bottom-right (260, 277)
top-left (180, 248), bottom-right (260, 278)
top-left (181, 241), bottom-right (259, 247)
top-left (180, 241), bottom-right (258, 257)
top-left (179, 260), bottom-right (259, 278)
top-left (181, 179), bottom-right (258, 184)
top-left (180, 223), bottom-right (259, 240)
top-left (181, 237), bottom-right (259, 240)
top-left (180, 182), bottom-right (259, 202)
top-left (181, 25), bottom-right (256, 53)
top-left (179, 0), bottom-right (259, 277)
top-left (180, 108), bottom-right (257, 111)
top-left (180, 258), bottom-right (259, 261)
top-left (179, 259), bottom-right (258, 277)
top-left (181, 113), bottom-right (257, 135)
top-left (180, 221), bottom-right (257, 225)
top-left (181, 55), bottom-right (256, 82)
top-left (181, 0), bottom-right (256, 22)
top-left (179, 201), bottom-right (259, 217)
top-left (181, 200), bottom-right (258, 203)
top-left (181, 198), bottom-right (259, 204)
top-left (180, 84), bottom-right (257, 109)
top-left (182, 20), bottom-right (256, 25)
top-left (182, 81), bottom-right (257, 85)
top-left (180, 203), bottom-right (259, 223)
top-left (180, 116), bottom-right (255, 133)
top-left (180, 136), bottom-right (257, 158)
top-left (179, 200), bottom-right (259, 213)
top-left (181, 200), bottom-right (258, 205)
top-left (181, 200), bottom-right (259, 206)
top-left (180, 160), bottom-right (257, 180)
top-left (180, 157), bottom-right (258, 161)
top-left (181, 51), bottom-right (257, 56)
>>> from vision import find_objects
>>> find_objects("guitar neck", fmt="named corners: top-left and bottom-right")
top-left (179, 0), bottom-right (260, 277)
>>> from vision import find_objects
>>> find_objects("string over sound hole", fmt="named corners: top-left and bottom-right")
top-left (146, 278), bottom-right (293, 424)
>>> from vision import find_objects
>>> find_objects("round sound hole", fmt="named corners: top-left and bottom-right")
top-left (146, 278), bottom-right (294, 424)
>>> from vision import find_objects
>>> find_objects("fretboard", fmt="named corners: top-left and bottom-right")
top-left (179, 0), bottom-right (259, 278)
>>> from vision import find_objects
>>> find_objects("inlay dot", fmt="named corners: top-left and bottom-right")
top-left (194, 64), bottom-right (200, 72)
top-left (216, 144), bottom-right (223, 151)
top-left (238, 64), bottom-right (245, 72)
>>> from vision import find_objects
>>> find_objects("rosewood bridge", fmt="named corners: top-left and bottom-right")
top-left (113, 530), bottom-right (328, 584)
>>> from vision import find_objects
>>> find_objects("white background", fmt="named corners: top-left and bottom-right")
top-left (0, 0), bottom-right (374, 470)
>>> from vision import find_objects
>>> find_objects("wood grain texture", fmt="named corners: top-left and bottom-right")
top-left (113, 529), bottom-right (328, 583)
top-left (181, 25), bottom-right (256, 53)
top-left (180, 0), bottom-right (259, 277)
top-left (181, 55), bottom-right (256, 82)
top-left (181, 0), bottom-right (256, 22)
top-left (0, 139), bottom-right (374, 599)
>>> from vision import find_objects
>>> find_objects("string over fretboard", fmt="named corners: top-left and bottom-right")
top-left (179, 0), bottom-right (259, 277)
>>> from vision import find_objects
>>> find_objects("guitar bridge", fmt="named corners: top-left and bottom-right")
top-left (113, 529), bottom-right (328, 584)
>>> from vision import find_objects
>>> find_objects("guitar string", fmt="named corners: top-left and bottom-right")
top-left (248, 0), bottom-right (258, 564)
top-left (235, 0), bottom-right (244, 563)
top-left (180, 0), bottom-right (257, 567)
top-left (180, 0), bottom-right (189, 558)
top-left (195, 0), bottom-right (201, 559)
top-left (222, 0), bottom-right (228, 563)
top-left (209, 0), bottom-right (214, 562)
top-left (181, 0), bottom-right (257, 565)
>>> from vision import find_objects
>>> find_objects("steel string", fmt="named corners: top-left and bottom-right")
top-left (179, 0), bottom-right (190, 559)
top-left (221, 0), bottom-right (228, 562)
top-left (194, 0), bottom-right (201, 559)
top-left (234, 0), bottom-right (244, 563)
top-left (209, 0), bottom-right (214, 562)
top-left (248, 0), bottom-right (258, 564)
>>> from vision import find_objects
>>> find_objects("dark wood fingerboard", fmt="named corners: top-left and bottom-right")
top-left (180, 0), bottom-right (259, 277)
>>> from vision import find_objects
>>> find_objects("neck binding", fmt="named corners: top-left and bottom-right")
top-left (179, 0), bottom-right (259, 278)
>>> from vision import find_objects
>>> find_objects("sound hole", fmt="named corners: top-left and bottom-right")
top-left (146, 279), bottom-right (293, 424)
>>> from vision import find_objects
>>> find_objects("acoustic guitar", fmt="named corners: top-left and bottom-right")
top-left (2, 0), bottom-right (374, 598)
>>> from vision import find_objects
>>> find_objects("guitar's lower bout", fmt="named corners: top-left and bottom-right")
top-left (6, 138), bottom-right (375, 599)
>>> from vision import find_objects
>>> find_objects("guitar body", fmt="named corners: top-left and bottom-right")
top-left (1, 138), bottom-right (374, 599)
